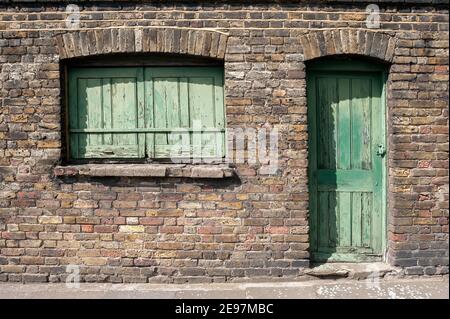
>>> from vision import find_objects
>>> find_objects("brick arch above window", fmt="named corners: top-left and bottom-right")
top-left (300, 29), bottom-right (397, 63)
top-left (55, 28), bottom-right (229, 60)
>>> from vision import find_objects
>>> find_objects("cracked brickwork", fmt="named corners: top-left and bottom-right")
top-left (0, 1), bottom-right (448, 283)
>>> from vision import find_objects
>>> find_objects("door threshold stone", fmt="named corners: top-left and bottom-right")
top-left (306, 262), bottom-right (400, 280)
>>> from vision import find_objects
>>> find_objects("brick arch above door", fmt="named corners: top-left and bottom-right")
top-left (55, 28), bottom-right (229, 60)
top-left (300, 29), bottom-right (397, 63)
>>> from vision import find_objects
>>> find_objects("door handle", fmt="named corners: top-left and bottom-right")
top-left (376, 144), bottom-right (386, 157)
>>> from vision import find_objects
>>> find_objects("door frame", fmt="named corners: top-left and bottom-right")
top-left (306, 58), bottom-right (388, 262)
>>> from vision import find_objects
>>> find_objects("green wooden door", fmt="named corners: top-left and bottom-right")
top-left (308, 61), bottom-right (386, 262)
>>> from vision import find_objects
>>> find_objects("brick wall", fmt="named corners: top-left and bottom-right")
top-left (0, 0), bottom-right (448, 283)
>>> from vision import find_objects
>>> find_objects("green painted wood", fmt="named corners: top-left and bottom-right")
top-left (69, 66), bottom-right (225, 160)
top-left (318, 191), bottom-right (329, 249)
top-left (143, 69), bottom-right (155, 158)
top-left (328, 191), bottom-right (338, 248)
top-left (189, 76), bottom-right (216, 158)
top-left (178, 78), bottom-right (191, 158)
top-left (370, 75), bottom-right (384, 254)
top-left (111, 77), bottom-right (139, 157)
top-left (351, 192), bottom-right (362, 247)
top-left (337, 78), bottom-right (351, 170)
top-left (144, 67), bottom-right (225, 159)
top-left (362, 192), bottom-right (372, 248)
top-left (85, 79), bottom-right (102, 147)
top-left (136, 69), bottom-right (146, 159)
top-left (338, 192), bottom-right (351, 247)
top-left (351, 78), bottom-right (372, 170)
top-left (317, 170), bottom-right (373, 191)
top-left (317, 77), bottom-right (336, 169)
top-left (214, 73), bottom-right (226, 159)
top-left (167, 78), bottom-right (181, 147)
top-left (76, 78), bottom-right (89, 156)
top-left (153, 77), bottom-right (170, 152)
top-left (68, 67), bottom-right (143, 159)
top-left (308, 61), bottom-right (386, 262)
top-left (68, 71), bottom-right (79, 159)
top-left (102, 78), bottom-right (113, 146)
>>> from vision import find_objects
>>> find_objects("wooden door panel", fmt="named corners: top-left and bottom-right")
top-left (350, 79), bottom-right (372, 170)
top-left (316, 191), bottom-right (372, 250)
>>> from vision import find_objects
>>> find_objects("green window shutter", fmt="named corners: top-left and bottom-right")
top-left (69, 68), bottom-right (145, 159)
top-left (68, 66), bottom-right (225, 160)
top-left (144, 67), bottom-right (225, 159)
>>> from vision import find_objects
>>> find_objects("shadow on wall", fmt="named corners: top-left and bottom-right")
top-left (56, 174), bottom-right (243, 190)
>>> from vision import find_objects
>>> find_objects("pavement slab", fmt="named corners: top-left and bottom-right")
top-left (0, 277), bottom-right (447, 299)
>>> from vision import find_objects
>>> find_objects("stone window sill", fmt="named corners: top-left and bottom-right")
top-left (53, 164), bottom-right (235, 179)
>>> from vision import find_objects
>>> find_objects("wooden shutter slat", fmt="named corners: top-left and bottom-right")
top-left (213, 69), bottom-right (225, 158)
top-left (154, 78), bottom-right (169, 152)
top-left (77, 78), bottom-right (89, 156)
top-left (167, 78), bottom-right (181, 148)
top-left (83, 145), bottom-right (141, 158)
top-left (144, 69), bottom-right (155, 158)
top-left (86, 78), bottom-right (103, 147)
top-left (136, 68), bottom-right (146, 158)
top-left (189, 75), bottom-right (215, 158)
top-left (102, 78), bottom-right (113, 145)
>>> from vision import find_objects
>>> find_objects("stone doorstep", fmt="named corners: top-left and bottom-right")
top-left (305, 262), bottom-right (401, 280)
top-left (53, 164), bottom-right (235, 179)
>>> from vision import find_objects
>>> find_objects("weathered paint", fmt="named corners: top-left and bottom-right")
top-left (69, 67), bottom-right (144, 158)
top-left (144, 67), bottom-right (225, 159)
top-left (308, 60), bottom-right (386, 262)
top-left (69, 67), bottom-right (225, 159)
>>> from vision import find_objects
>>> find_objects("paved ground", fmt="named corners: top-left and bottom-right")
top-left (0, 277), bottom-right (448, 299)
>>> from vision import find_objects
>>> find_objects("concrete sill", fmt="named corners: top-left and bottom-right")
top-left (54, 164), bottom-right (235, 179)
